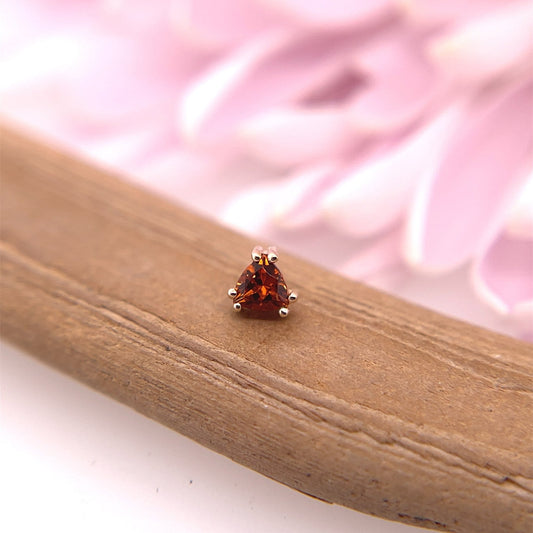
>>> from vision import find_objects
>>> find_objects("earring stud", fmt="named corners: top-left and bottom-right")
top-left (228, 246), bottom-right (297, 318)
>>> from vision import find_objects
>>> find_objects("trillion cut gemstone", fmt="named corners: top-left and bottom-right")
top-left (233, 253), bottom-right (289, 312)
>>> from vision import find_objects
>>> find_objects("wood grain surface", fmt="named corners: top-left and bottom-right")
top-left (1, 125), bottom-right (532, 532)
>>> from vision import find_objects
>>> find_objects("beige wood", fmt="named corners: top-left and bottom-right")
top-left (1, 125), bottom-right (532, 532)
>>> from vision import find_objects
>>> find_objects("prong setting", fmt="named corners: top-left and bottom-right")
top-left (232, 246), bottom-right (296, 318)
top-left (251, 245), bottom-right (263, 262)
top-left (267, 246), bottom-right (278, 263)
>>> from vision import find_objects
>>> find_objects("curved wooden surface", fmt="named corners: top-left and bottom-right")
top-left (1, 125), bottom-right (532, 532)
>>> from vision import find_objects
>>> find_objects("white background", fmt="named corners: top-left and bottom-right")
top-left (1, 341), bottom-right (419, 533)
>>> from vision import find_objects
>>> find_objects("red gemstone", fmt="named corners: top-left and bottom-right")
top-left (233, 254), bottom-right (289, 312)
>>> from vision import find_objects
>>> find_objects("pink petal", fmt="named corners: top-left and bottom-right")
top-left (178, 30), bottom-right (359, 142)
top-left (82, 129), bottom-right (168, 170)
top-left (99, 0), bottom-right (174, 32)
top-left (505, 173), bottom-right (533, 239)
top-left (406, 81), bottom-right (533, 271)
top-left (299, 67), bottom-right (363, 106)
top-left (134, 143), bottom-right (245, 219)
top-left (401, 0), bottom-right (509, 27)
top-left (80, 118), bottom-right (178, 172)
top-left (0, 33), bottom-right (81, 93)
top-left (136, 149), bottom-right (218, 186)
top-left (0, 2), bottom-right (203, 141)
top-left (0, 1), bottom-right (95, 52)
top-left (268, 139), bottom-right (389, 230)
top-left (172, 0), bottom-right (281, 50)
top-left (429, 2), bottom-right (533, 86)
top-left (339, 227), bottom-right (403, 280)
top-left (239, 106), bottom-right (350, 167)
top-left (262, 0), bottom-right (394, 28)
top-left (341, 244), bottom-right (408, 293)
top-left (220, 180), bottom-right (280, 235)
top-left (322, 105), bottom-right (461, 238)
top-left (511, 301), bottom-right (533, 342)
top-left (131, 148), bottom-right (228, 203)
top-left (472, 233), bottom-right (533, 321)
top-left (348, 32), bottom-right (438, 133)
top-left (64, 29), bottom-right (205, 126)
top-left (271, 162), bottom-right (341, 228)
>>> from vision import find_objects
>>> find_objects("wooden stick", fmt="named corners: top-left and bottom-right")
top-left (1, 125), bottom-right (532, 533)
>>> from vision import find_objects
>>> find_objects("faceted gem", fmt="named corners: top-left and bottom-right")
top-left (233, 253), bottom-right (289, 312)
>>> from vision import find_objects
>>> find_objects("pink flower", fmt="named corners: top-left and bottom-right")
top-left (1, 0), bottom-right (532, 339)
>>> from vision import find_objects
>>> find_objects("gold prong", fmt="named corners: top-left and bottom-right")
top-left (251, 245), bottom-right (263, 262)
top-left (267, 245), bottom-right (278, 263)
top-left (233, 302), bottom-right (242, 312)
top-left (279, 307), bottom-right (289, 318)
top-left (288, 291), bottom-right (298, 302)
top-left (228, 288), bottom-right (237, 298)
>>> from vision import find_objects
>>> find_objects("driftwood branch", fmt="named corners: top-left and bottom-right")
top-left (1, 125), bottom-right (532, 533)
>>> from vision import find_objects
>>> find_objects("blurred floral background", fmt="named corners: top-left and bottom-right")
top-left (1, 0), bottom-right (532, 340)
